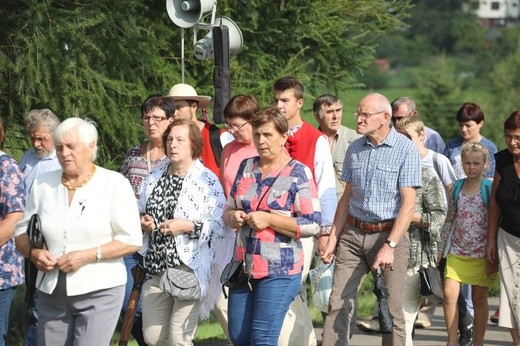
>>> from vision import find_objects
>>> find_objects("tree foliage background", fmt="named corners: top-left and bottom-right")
top-left (0, 0), bottom-right (410, 169)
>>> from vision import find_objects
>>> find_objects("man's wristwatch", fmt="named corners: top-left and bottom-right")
top-left (385, 240), bottom-right (397, 249)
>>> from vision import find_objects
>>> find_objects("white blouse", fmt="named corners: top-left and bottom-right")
top-left (15, 167), bottom-right (142, 296)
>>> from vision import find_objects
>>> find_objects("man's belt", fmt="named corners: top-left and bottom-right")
top-left (347, 215), bottom-right (394, 233)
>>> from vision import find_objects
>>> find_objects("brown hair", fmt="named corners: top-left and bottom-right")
top-left (504, 111), bottom-right (520, 132)
top-left (250, 107), bottom-right (289, 135)
top-left (223, 95), bottom-right (260, 122)
top-left (163, 119), bottom-right (203, 159)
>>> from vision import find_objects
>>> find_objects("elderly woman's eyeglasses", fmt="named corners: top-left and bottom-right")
top-left (504, 134), bottom-right (520, 143)
top-left (352, 111), bottom-right (385, 120)
top-left (225, 121), bottom-right (249, 132)
top-left (142, 115), bottom-right (168, 123)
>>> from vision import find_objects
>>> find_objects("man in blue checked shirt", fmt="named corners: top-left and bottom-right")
top-left (321, 93), bottom-right (421, 346)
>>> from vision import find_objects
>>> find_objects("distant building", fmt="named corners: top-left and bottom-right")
top-left (471, 0), bottom-right (519, 28)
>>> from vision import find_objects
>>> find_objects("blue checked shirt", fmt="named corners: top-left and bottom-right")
top-left (341, 127), bottom-right (421, 223)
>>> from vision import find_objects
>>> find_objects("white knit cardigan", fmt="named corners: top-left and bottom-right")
top-left (139, 159), bottom-right (234, 318)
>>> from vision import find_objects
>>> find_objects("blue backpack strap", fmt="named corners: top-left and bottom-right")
top-left (452, 178), bottom-right (465, 209)
top-left (481, 178), bottom-right (492, 208)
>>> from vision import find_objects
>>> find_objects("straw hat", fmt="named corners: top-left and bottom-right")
top-left (167, 83), bottom-right (212, 108)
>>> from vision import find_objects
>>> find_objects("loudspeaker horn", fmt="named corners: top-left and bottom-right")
top-left (166, 0), bottom-right (216, 28)
top-left (193, 16), bottom-right (243, 60)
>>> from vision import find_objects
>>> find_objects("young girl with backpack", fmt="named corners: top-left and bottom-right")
top-left (440, 142), bottom-right (498, 346)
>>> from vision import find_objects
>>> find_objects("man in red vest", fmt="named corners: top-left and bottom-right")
top-left (274, 76), bottom-right (337, 346)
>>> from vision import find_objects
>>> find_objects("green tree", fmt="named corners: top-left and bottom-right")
top-left (1, 0), bottom-right (411, 167)
top-left (416, 58), bottom-right (463, 140)
top-left (486, 50), bottom-right (520, 146)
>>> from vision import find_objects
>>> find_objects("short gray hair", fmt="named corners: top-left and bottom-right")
top-left (54, 118), bottom-right (98, 161)
top-left (391, 97), bottom-right (417, 115)
top-left (24, 109), bottom-right (60, 133)
top-left (313, 94), bottom-right (342, 119)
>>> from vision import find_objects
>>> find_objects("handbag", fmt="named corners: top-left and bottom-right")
top-left (220, 259), bottom-right (247, 288)
top-left (159, 264), bottom-right (201, 301)
top-left (418, 230), bottom-right (444, 301)
top-left (309, 258), bottom-right (334, 313)
top-left (27, 214), bottom-right (45, 249)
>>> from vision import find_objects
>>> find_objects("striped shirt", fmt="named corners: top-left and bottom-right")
top-left (342, 127), bottom-right (421, 223)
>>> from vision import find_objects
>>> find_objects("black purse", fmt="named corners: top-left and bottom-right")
top-left (27, 214), bottom-right (45, 249)
top-left (418, 230), bottom-right (443, 300)
top-left (220, 258), bottom-right (246, 288)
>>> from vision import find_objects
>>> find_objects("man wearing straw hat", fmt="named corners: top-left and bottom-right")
top-left (167, 83), bottom-right (232, 176)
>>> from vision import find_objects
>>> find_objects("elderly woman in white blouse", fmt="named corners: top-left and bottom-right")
top-left (15, 117), bottom-right (142, 345)
top-left (139, 119), bottom-right (229, 346)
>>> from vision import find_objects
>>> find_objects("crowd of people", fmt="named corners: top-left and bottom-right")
top-left (0, 76), bottom-right (518, 346)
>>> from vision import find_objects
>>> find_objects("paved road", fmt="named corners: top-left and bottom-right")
top-left (195, 297), bottom-right (511, 345)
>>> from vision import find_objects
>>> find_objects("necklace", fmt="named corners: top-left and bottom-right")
top-left (62, 164), bottom-right (96, 191)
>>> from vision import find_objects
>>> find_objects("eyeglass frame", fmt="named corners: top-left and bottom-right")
top-left (504, 134), bottom-right (520, 143)
top-left (142, 115), bottom-right (169, 123)
top-left (225, 121), bottom-right (250, 132)
top-left (352, 110), bottom-right (386, 120)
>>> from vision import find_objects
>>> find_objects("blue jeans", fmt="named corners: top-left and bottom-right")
top-left (228, 273), bottom-right (301, 346)
top-left (0, 286), bottom-right (17, 346)
top-left (122, 253), bottom-right (146, 346)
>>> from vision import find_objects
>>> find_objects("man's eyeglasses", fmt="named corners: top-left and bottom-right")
top-left (142, 115), bottom-right (168, 123)
top-left (504, 134), bottom-right (520, 143)
top-left (225, 121), bottom-right (249, 132)
top-left (352, 110), bottom-right (385, 120)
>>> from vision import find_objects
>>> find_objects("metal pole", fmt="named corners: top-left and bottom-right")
top-left (181, 27), bottom-right (185, 83)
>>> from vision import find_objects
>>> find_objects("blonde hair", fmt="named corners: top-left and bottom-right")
top-left (461, 142), bottom-right (489, 165)
top-left (394, 115), bottom-right (425, 136)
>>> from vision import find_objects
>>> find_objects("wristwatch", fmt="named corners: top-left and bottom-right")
top-left (385, 240), bottom-right (397, 249)
top-left (96, 245), bottom-right (103, 262)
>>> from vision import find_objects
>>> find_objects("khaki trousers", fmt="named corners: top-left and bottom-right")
top-left (142, 274), bottom-right (202, 346)
top-left (322, 226), bottom-right (409, 346)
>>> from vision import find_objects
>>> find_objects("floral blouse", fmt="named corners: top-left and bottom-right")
top-left (0, 153), bottom-right (26, 289)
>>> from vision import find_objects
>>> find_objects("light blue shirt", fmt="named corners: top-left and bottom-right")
top-left (424, 126), bottom-right (445, 154)
top-left (19, 148), bottom-right (61, 194)
top-left (342, 127), bottom-right (421, 223)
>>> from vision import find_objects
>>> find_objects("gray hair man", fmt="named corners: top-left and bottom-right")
top-left (313, 94), bottom-right (361, 201)
top-left (391, 97), bottom-right (445, 154)
top-left (19, 108), bottom-right (61, 346)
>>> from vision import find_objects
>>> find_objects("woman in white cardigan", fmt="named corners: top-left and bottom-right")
top-left (15, 117), bottom-right (142, 345)
top-left (138, 119), bottom-right (230, 346)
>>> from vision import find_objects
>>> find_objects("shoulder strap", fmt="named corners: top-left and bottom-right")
top-left (452, 178), bottom-right (465, 209)
top-left (209, 124), bottom-right (223, 168)
top-left (481, 179), bottom-right (492, 208)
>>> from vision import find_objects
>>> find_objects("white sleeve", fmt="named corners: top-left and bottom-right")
top-left (313, 136), bottom-right (338, 227)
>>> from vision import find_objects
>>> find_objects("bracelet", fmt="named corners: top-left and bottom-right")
top-left (96, 245), bottom-right (102, 263)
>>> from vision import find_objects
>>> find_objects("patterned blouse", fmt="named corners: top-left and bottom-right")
top-left (0, 153), bottom-right (26, 289)
top-left (120, 143), bottom-right (169, 200)
top-left (407, 167), bottom-right (446, 268)
top-left (228, 157), bottom-right (321, 279)
top-left (144, 171), bottom-right (202, 275)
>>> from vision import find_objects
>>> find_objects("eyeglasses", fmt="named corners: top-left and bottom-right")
top-left (142, 115), bottom-right (168, 123)
top-left (352, 110), bottom-right (385, 120)
top-left (504, 134), bottom-right (520, 143)
top-left (225, 121), bottom-right (249, 132)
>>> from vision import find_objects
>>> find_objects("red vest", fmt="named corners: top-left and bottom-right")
top-left (286, 122), bottom-right (321, 173)
top-left (200, 121), bottom-right (220, 176)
